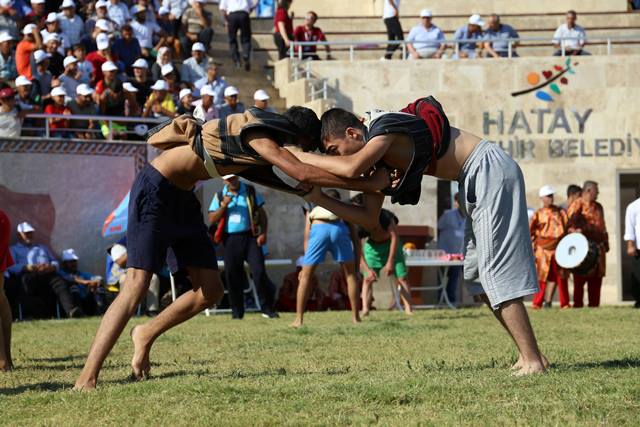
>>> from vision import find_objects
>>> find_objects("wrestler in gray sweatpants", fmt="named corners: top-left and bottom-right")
top-left (457, 140), bottom-right (539, 309)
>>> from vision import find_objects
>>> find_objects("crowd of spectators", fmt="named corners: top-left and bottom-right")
top-left (0, 0), bottom-right (280, 140)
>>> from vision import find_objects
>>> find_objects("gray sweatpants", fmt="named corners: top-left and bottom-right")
top-left (457, 140), bottom-right (538, 309)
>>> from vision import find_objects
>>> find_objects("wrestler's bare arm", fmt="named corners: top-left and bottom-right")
top-left (245, 130), bottom-right (388, 192)
top-left (288, 135), bottom-right (393, 178)
top-left (304, 189), bottom-right (384, 231)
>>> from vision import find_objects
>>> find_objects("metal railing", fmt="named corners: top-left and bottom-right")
top-left (290, 60), bottom-right (329, 101)
top-left (289, 34), bottom-right (640, 61)
top-left (23, 114), bottom-right (165, 141)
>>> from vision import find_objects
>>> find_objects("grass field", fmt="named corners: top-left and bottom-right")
top-left (1, 307), bottom-right (639, 426)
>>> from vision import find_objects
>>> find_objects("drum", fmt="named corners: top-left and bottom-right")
top-left (555, 233), bottom-right (599, 276)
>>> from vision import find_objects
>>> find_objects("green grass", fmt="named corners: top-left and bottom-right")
top-left (1, 307), bottom-right (640, 426)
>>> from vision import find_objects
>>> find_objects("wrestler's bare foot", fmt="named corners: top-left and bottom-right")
top-left (290, 319), bottom-right (303, 328)
top-left (361, 310), bottom-right (370, 317)
top-left (130, 325), bottom-right (151, 380)
top-left (0, 360), bottom-right (13, 372)
top-left (512, 353), bottom-right (549, 370)
top-left (352, 316), bottom-right (361, 324)
top-left (511, 356), bottom-right (524, 370)
top-left (512, 360), bottom-right (546, 376)
top-left (73, 377), bottom-right (97, 391)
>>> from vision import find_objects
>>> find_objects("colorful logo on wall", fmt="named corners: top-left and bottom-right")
top-left (511, 58), bottom-right (578, 102)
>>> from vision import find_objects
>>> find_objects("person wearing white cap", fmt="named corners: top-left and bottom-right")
top-left (530, 185), bottom-right (570, 309)
top-left (68, 83), bottom-right (97, 139)
top-left (41, 12), bottom-right (70, 57)
top-left (130, 57), bottom-right (151, 105)
top-left (218, 85), bottom-right (245, 121)
top-left (180, 41), bottom-right (209, 86)
top-left (252, 89), bottom-right (275, 113)
top-left (142, 79), bottom-right (176, 119)
top-left (45, 86), bottom-right (72, 138)
top-left (71, 44), bottom-right (93, 85)
top-left (86, 34), bottom-right (114, 85)
top-left (107, 0), bottom-right (131, 28)
top-left (58, 55), bottom-right (80, 98)
top-left (58, 0), bottom-right (84, 46)
top-left (58, 248), bottom-right (103, 316)
top-left (8, 221), bottom-right (83, 319)
top-left (130, 3), bottom-right (162, 55)
top-left (194, 62), bottom-right (226, 109)
top-left (95, 60), bottom-right (126, 136)
top-left (15, 23), bottom-right (41, 79)
top-left (176, 87), bottom-right (194, 115)
top-left (0, 31), bottom-right (16, 81)
top-left (453, 14), bottom-right (485, 58)
top-left (32, 49), bottom-right (53, 97)
top-left (43, 31), bottom-right (66, 75)
top-left (191, 83), bottom-right (217, 121)
top-left (180, 0), bottom-right (213, 65)
top-left (406, 9), bottom-right (446, 59)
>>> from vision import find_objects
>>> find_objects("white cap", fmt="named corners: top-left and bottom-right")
top-left (158, 6), bottom-right (169, 15)
top-left (222, 174), bottom-right (236, 180)
top-left (224, 86), bottom-right (238, 97)
top-left (76, 83), bottom-right (94, 96)
top-left (130, 4), bottom-right (145, 14)
top-left (60, 0), bottom-right (75, 9)
top-left (22, 23), bottom-right (36, 35)
top-left (101, 60), bottom-right (117, 72)
top-left (63, 55), bottom-right (77, 68)
top-left (200, 84), bottom-right (214, 97)
top-left (96, 33), bottom-right (110, 50)
top-left (15, 75), bottom-right (31, 86)
top-left (0, 0), bottom-right (14, 9)
top-left (539, 185), bottom-right (555, 198)
top-left (95, 19), bottom-right (110, 32)
top-left (420, 9), bottom-right (432, 18)
top-left (122, 82), bottom-right (138, 92)
top-left (33, 49), bottom-right (51, 64)
top-left (17, 222), bottom-right (35, 233)
top-left (30, 0), bottom-right (44, 3)
top-left (46, 11), bottom-right (58, 23)
top-left (468, 14), bottom-right (485, 26)
top-left (253, 89), bottom-right (269, 101)
top-left (109, 243), bottom-right (127, 262)
top-left (191, 42), bottom-right (205, 52)
top-left (150, 79), bottom-right (168, 91)
top-left (160, 63), bottom-right (174, 76)
top-left (0, 32), bottom-right (13, 43)
top-left (95, 0), bottom-right (108, 8)
top-left (61, 248), bottom-right (79, 261)
top-left (132, 58), bottom-right (148, 69)
top-left (44, 32), bottom-right (61, 44)
top-left (51, 86), bottom-right (67, 97)
top-left (179, 88), bottom-right (192, 100)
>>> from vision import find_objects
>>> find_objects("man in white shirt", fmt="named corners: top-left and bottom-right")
top-left (407, 9), bottom-right (446, 59)
top-left (552, 10), bottom-right (589, 56)
top-left (180, 41), bottom-right (208, 86)
top-left (58, 0), bottom-right (84, 46)
top-left (58, 55), bottom-right (80, 97)
top-left (130, 4), bottom-right (162, 56)
top-left (219, 0), bottom-right (255, 70)
top-left (624, 197), bottom-right (640, 308)
top-left (382, 0), bottom-right (403, 60)
top-left (108, 0), bottom-right (130, 28)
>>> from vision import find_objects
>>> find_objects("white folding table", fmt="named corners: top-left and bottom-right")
top-left (169, 259), bottom-right (293, 315)
top-left (404, 258), bottom-right (464, 309)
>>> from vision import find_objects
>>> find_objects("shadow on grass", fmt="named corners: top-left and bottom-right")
top-left (554, 357), bottom-right (640, 371)
top-left (26, 355), bottom-right (86, 363)
top-left (0, 381), bottom-right (68, 395)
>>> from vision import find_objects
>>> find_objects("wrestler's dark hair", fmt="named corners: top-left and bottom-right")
top-left (283, 106), bottom-right (321, 152)
top-left (320, 108), bottom-right (364, 152)
top-left (567, 184), bottom-right (582, 198)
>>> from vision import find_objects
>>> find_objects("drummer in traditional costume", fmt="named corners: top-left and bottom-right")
top-left (529, 185), bottom-right (569, 308)
top-left (567, 181), bottom-right (609, 307)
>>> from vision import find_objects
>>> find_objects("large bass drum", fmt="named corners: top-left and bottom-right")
top-left (555, 233), bottom-right (599, 276)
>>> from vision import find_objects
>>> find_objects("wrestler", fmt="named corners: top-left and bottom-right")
top-left (294, 97), bottom-right (548, 375)
top-left (74, 107), bottom-right (390, 390)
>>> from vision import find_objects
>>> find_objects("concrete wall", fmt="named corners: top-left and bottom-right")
top-left (289, 0), bottom-right (628, 17)
top-left (275, 55), bottom-right (640, 304)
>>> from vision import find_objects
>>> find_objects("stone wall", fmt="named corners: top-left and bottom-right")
top-left (275, 55), bottom-right (640, 303)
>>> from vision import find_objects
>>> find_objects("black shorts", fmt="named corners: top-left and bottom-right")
top-left (126, 164), bottom-right (218, 274)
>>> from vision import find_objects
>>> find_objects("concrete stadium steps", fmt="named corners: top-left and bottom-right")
top-left (285, 0), bottom-right (630, 17)
top-left (251, 12), bottom-right (640, 34)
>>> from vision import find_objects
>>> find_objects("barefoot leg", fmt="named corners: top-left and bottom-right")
top-left (341, 261), bottom-right (361, 324)
top-left (498, 298), bottom-right (546, 375)
top-left (397, 277), bottom-right (413, 314)
top-left (0, 275), bottom-right (12, 371)
top-left (291, 265), bottom-right (317, 328)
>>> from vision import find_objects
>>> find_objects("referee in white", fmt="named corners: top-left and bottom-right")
top-left (624, 196), bottom-right (640, 308)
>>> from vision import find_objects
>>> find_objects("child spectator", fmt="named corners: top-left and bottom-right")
top-left (32, 50), bottom-right (53, 100)
top-left (176, 87), bottom-right (194, 115)
top-left (72, 44), bottom-right (93, 84)
top-left (44, 86), bottom-right (71, 138)
top-left (142, 79), bottom-right (176, 118)
top-left (123, 81), bottom-right (141, 117)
